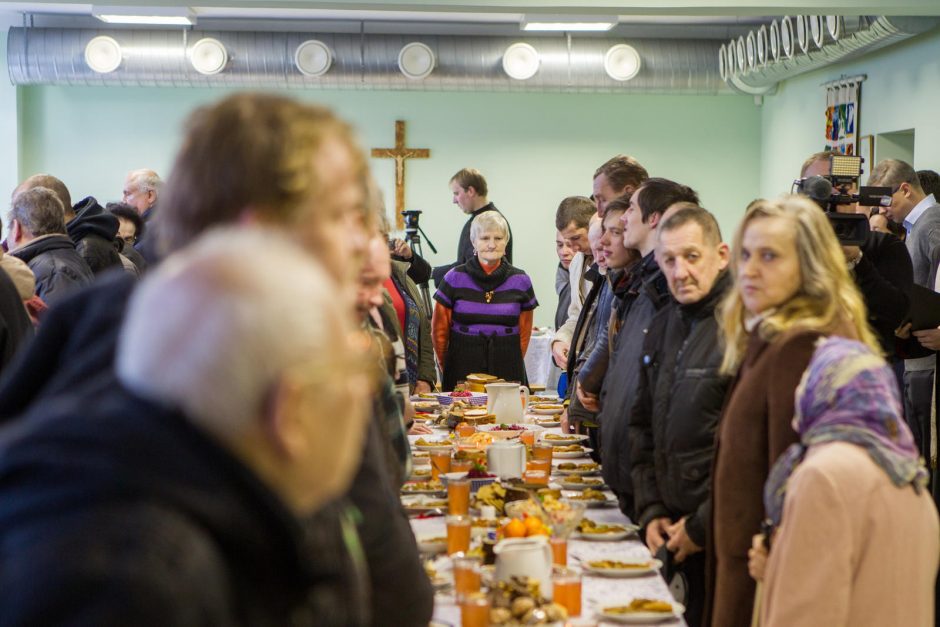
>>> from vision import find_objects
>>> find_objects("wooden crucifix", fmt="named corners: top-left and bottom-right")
top-left (371, 120), bottom-right (430, 230)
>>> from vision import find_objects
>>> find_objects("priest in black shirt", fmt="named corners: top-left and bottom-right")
top-left (432, 167), bottom-right (513, 286)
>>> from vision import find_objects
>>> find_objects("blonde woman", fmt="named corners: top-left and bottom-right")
top-left (705, 195), bottom-right (879, 627)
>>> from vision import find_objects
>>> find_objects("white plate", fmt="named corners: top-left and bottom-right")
top-left (533, 420), bottom-right (561, 428)
top-left (413, 442), bottom-right (454, 451)
top-left (573, 526), bottom-right (638, 541)
top-left (553, 447), bottom-right (593, 459)
top-left (596, 600), bottom-right (684, 623)
top-left (540, 434), bottom-right (589, 446)
top-left (553, 464), bottom-right (601, 475)
top-left (562, 491), bottom-right (616, 508)
top-left (416, 535), bottom-right (448, 555)
top-left (584, 558), bottom-right (662, 578)
top-left (401, 495), bottom-right (448, 513)
top-left (559, 480), bottom-right (608, 491)
top-left (400, 486), bottom-right (446, 496)
top-left (530, 406), bottom-right (565, 415)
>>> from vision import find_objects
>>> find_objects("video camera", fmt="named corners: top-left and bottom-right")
top-left (792, 154), bottom-right (892, 246)
top-left (402, 209), bottom-right (422, 235)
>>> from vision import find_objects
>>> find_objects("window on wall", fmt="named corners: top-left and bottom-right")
top-left (875, 129), bottom-right (915, 167)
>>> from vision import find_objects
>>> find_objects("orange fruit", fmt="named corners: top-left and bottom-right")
top-left (523, 516), bottom-right (544, 534)
top-left (504, 518), bottom-right (527, 538)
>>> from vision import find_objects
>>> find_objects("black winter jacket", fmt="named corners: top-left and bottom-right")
top-left (628, 271), bottom-right (732, 546)
top-left (68, 197), bottom-right (123, 275)
top-left (0, 379), bottom-right (367, 626)
top-left (596, 253), bottom-right (671, 511)
top-left (10, 234), bottom-right (93, 305)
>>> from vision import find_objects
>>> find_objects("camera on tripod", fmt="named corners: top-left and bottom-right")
top-left (792, 154), bottom-right (893, 246)
top-left (401, 209), bottom-right (422, 235)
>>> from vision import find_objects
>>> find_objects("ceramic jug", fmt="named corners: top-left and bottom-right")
top-left (493, 537), bottom-right (553, 599)
top-left (486, 440), bottom-right (526, 479)
top-left (486, 382), bottom-right (529, 424)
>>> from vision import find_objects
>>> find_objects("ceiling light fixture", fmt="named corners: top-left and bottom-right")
top-left (780, 16), bottom-right (795, 59)
top-left (93, 5), bottom-right (196, 26)
top-left (295, 40), bottom-right (332, 77)
top-left (521, 15), bottom-right (616, 32)
top-left (756, 25), bottom-right (769, 66)
top-left (190, 37), bottom-right (228, 75)
top-left (796, 15), bottom-right (810, 53)
top-left (826, 16), bottom-right (843, 41)
top-left (502, 43), bottom-right (540, 80)
top-left (85, 36), bottom-right (122, 73)
top-left (769, 20), bottom-right (781, 62)
top-left (604, 44), bottom-right (641, 81)
top-left (398, 42), bottom-right (435, 80)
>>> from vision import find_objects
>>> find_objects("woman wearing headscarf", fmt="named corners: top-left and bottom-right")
top-left (751, 337), bottom-right (938, 626)
top-left (706, 196), bottom-right (882, 626)
top-left (432, 210), bottom-right (537, 391)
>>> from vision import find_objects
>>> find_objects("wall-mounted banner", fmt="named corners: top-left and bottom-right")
top-left (824, 80), bottom-right (861, 156)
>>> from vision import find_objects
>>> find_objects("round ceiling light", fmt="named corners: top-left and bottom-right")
top-left (826, 15), bottom-right (843, 41)
top-left (85, 36), bottom-right (122, 74)
top-left (780, 16), bottom-right (795, 59)
top-left (295, 40), bottom-right (332, 77)
top-left (769, 20), bottom-right (781, 62)
top-left (745, 31), bottom-right (757, 71)
top-left (718, 44), bottom-right (728, 82)
top-left (735, 36), bottom-right (746, 73)
top-left (796, 15), bottom-right (810, 53)
top-left (502, 43), bottom-right (540, 80)
top-left (604, 44), bottom-right (641, 81)
top-left (726, 39), bottom-right (737, 77)
top-left (398, 42), bottom-right (435, 79)
top-left (190, 37), bottom-right (228, 75)
top-left (756, 25), bottom-right (768, 66)
top-left (809, 15), bottom-right (825, 48)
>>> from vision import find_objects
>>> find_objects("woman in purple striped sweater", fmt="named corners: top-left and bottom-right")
top-left (432, 211), bottom-right (538, 391)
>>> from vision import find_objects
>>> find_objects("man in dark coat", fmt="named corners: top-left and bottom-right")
top-left (7, 187), bottom-right (93, 305)
top-left (431, 167), bottom-right (513, 285)
top-left (629, 207), bottom-right (732, 627)
top-left (67, 196), bottom-right (124, 274)
top-left (0, 228), bottom-right (372, 626)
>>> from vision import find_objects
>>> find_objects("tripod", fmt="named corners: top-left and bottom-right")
top-left (404, 222), bottom-right (437, 317)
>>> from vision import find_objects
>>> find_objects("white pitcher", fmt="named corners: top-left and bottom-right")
top-left (493, 537), bottom-right (554, 599)
top-left (485, 382), bottom-right (529, 424)
top-left (486, 440), bottom-right (526, 479)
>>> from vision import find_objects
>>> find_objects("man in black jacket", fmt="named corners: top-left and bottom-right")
top-left (8, 186), bottom-right (94, 304)
top-left (68, 196), bottom-right (124, 275)
top-left (0, 228), bottom-right (372, 626)
top-left (629, 206), bottom-right (732, 627)
top-left (431, 167), bottom-right (513, 285)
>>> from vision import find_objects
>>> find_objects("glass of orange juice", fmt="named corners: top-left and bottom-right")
top-left (552, 567), bottom-right (581, 616)
top-left (446, 515), bottom-right (471, 555)
top-left (447, 476), bottom-right (471, 515)
top-left (523, 469), bottom-right (548, 485)
top-left (451, 457), bottom-right (473, 473)
top-left (519, 430), bottom-right (536, 447)
top-left (455, 422), bottom-right (476, 438)
top-left (452, 555), bottom-right (482, 600)
top-left (459, 593), bottom-right (490, 627)
top-left (533, 442), bottom-right (553, 463)
top-left (430, 450), bottom-right (451, 480)
top-left (549, 536), bottom-right (567, 566)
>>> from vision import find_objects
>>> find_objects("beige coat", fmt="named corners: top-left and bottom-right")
top-left (762, 441), bottom-right (939, 627)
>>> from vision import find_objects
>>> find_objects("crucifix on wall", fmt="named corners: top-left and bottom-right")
top-left (371, 120), bottom-right (430, 230)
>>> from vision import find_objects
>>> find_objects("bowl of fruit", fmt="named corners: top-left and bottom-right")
top-left (441, 463), bottom-right (497, 493)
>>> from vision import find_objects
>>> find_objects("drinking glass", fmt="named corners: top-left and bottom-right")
top-left (459, 593), bottom-right (490, 627)
top-left (447, 476), bottom-right (471, 515)
top-left (452, 555), bottom-right (482, 600)
top-left (446, 515), bottom-right (471, 555)
top-left (430, 450), bottom-right (451, 480)
top-left (552, 567), bottom-right (582, 616)
top-left (549, 536), bottom-right (567, 566)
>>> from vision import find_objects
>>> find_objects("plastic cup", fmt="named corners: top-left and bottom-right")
top-left (451, 457), bottom-right (473, 474)
top-left (550, 536), bottom-right (567, 566)
top-left (446, 515), bottom-right (471, 555)
top-left (533, 442), bottom-right (554, 463)
top-left (447, 476), bottom-right (471, 515)
top-left (553, 567), bottom-right (582, 616)
top-left (520, 430), bottom-right (536, 447)
top-left (456, 422), bottom-right (476, 438)
top-left (452, 555), bottom-right (482, 600)
top-left (527, 459), bottom-right (551, 474)
top-left (430, 450), bottom-right (452, 480)
top-left (459, 593), bottom-right (490, 627)
top-left (523, 469), bottom-right (548, 485)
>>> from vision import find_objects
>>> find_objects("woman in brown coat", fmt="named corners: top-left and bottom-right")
top-left (704, 196), bottom-right (880, 627)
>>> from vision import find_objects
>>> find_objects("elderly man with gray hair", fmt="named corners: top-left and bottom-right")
top-left (0, 226), bottom-right (373, 624)
top-left (8, 186), bottom-right (93, 304)
top-left (123, 168), bottom-right (162, 221)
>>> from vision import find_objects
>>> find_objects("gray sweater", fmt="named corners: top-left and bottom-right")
top-left (906, 200), bottom-right (940, 289)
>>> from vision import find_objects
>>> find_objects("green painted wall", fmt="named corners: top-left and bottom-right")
top-left (759, 28), bottom-right (940, 197)
top-left (14, 85), bottom-right (762, 325)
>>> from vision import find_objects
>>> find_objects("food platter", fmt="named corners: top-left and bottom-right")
top-left (583, 558), bottom-right (663, 578)
top-left (597, 599), bottom-right (684, 623)
top-left (552, 446), bottom-right (593, 459)
top-left (539, 433), bottom-right (589, 447)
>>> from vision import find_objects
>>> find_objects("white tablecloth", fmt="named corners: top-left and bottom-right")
top-left (405, 423), bottom-right (687, 627)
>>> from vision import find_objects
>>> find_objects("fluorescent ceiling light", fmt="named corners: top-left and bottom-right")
top-left (521, 15), bottom-right (616, 32)
top-left (93, 6), bottom-right (196, 26)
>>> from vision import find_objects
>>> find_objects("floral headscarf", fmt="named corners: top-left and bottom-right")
top-left (764, 337), bottom-right (928, 527)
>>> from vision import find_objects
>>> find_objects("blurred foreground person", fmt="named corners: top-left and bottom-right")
top-left (0, 228), bottom-right (373, 625)
top-left (0, 92), bottom-right (433, 626)
top-left (752, 337), bottom-right (938, 627)
top-left (706, 196), bottom-right (880, 627)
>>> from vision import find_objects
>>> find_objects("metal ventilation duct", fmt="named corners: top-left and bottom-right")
top-left (6, 27), bottom-right (731, 94)
top-left (727, 16), bottom-right (940, 94)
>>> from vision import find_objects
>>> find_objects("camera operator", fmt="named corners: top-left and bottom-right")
top-left (389, 233), bottom-right (433, 285)
top-left (798, 151), bottom-right (913, 364)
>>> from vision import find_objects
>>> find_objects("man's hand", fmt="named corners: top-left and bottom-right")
top-left (913, 326), bottom-right (940, 351)
top-left (841, 245), bottom-right (862, 265)
top-left (390, 238), bottom-right (413, 260)
top-left (408, 422), bottom-right (433, 435)
top-left (665, 517), bottom-right (702, 564)
top-left (414, 380), bottom-right (433, 394)
top-left (575, 381), bottom-right (599, 412)
top-left (551, 340), bottom-right (570, 369)
top-left (645, 517), bottom-right (672, 554)
top-left (748, 534), bottom-right (769, 582)
top-left (895, 322), bottom-right (912, 340)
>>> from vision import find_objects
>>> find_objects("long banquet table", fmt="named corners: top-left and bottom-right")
top-left (406, 417), bottom-right (688, 627)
